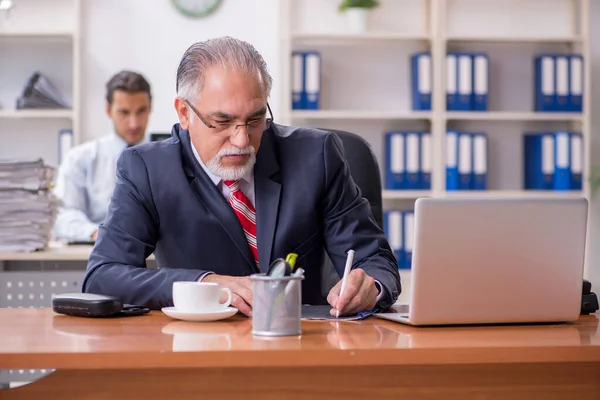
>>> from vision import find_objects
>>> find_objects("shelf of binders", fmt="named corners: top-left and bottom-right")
top-left (410, 51), bottom-right (584, 114)
top-left (407, 49), bottom-right (586, 192)
top-left (443, 130), bottom-right (583, 193)
top-left (0, 109), bottom-right (73, 119)
top-left (290, 47), bottom-right (430, 116)
top-left (383, 129), bottom-right (584, 196)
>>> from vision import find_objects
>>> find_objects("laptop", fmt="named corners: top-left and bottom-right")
top-left (375, 197), bottom-right (588, 326)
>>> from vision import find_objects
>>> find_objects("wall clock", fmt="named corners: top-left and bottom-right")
top-left (171, 0), bottom-right (223, 18)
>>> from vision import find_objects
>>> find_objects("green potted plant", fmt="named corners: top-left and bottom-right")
top-left (338, 0), bottom-right (380, 33)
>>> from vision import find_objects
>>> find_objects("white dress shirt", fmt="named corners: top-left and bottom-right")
top-left (190, 143), bottom-right (384, 304)
top-left (53, 132), bottom-right (132, 242)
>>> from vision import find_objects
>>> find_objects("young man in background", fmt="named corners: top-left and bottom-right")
top-left (53, 70), bottom-right (152, 242)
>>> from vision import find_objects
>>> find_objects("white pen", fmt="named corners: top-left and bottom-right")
top-left (336, 249), bottom-right (355, 318)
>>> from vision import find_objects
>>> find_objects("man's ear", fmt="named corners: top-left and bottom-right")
top-left (174, 97), bottom-right (190, 130)
top-left (105, 101), bottom-right (111, 118)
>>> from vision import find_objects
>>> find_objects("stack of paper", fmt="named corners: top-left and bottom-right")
top-left (16, 72), bottom-right (70, 110)
top-left (0, 159), bottom-right (57, 252)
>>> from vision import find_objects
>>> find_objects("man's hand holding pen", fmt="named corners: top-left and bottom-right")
top-left (327, 268), bottom-right (379, 317)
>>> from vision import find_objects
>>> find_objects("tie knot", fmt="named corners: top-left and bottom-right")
top-left (223, 180), bottom-right (240, 192)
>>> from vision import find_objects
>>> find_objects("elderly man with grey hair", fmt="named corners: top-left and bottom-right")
top-left (83, 36), bottom-right (401, 317)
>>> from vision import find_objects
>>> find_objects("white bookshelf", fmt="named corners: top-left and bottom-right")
top-left (0, 31), bottom-right (74, 38)
top-left (445, 35), bottom-right (584, 44)
top-left (280, 0), bottom-right (591, 194)
top-left (291, 110), bottom-right (432, 120)
top-left (444, 111), bottom-right (584, 122)
top-left (0, 109), bottom-right (74, 119)
top-left (291, 32), bottom-right (432, 42)
top-left (382, 190), bottom-right (433, 200)
top-left (280, 0), bottom-right (593, 293)
top-left (0, 0), bottom-right (81, 168)
top-left (442, 190), bottom-right (586, 199)
top-left (382, 189), bottom-right (584, 201)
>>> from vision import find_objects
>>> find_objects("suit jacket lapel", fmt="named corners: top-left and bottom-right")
top-left (177, 127), bottom-right (256, 273)
top-left (254, 127), bottom-right (282, 273)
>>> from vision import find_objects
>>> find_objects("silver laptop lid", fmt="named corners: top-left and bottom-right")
top-left (408, 197), bottom-right (588, 325)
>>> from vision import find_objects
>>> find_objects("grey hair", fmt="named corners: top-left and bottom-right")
top-left (176, 36), bottom-right (273, 102)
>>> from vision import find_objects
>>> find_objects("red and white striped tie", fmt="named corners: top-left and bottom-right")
top-left (223, 180), bottom-right (258, 267)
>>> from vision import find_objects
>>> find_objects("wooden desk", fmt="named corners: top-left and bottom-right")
top-left (0, 308), bottom-right (598, 399)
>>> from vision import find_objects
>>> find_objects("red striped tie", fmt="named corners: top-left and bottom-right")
top-left (223, 180), bottom-right (258, 267)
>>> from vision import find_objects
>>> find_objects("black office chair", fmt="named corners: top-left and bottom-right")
top-left (319, 129), bottom-right (384, 298)
top-left (330, 129), bottom-right (383, 228)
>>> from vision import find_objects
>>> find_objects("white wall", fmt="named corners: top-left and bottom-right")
top-left (80, 0), bottom-right (282, 141)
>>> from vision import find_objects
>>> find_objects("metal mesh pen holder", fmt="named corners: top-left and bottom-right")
top-left (251, 273), bottom-right (304, 336)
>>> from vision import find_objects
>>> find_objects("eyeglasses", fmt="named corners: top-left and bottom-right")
top-left (184, 99), bottom-right (273, 135)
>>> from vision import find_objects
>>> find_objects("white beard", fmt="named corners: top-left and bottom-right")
top-left (206, 146), bottom-right (256, 181)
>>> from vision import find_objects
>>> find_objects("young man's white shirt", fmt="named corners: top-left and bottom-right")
top-left (53, 132), bottom-right (137, 242)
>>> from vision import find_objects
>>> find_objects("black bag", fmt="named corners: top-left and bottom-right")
top-left (52, 293), bottom-right (149, 318)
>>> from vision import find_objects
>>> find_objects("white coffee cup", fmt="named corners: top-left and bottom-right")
top-left (172, 281), bottom-right (233, 313)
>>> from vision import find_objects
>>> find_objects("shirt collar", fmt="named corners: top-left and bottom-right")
top-left (108, 131), bottom-right (148, 152)
top-left (191, 142), bottom-right (254, 187)
top-left (107, 131), bottom-right (129, 153)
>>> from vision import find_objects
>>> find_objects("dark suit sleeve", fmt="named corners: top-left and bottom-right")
top-left (82, 149), bottom-right (206, 309)
top-left (320, 132), bottom-right (401, 309)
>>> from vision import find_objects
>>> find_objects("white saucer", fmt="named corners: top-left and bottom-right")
top-left (161, 307), bottom-right (238, 322)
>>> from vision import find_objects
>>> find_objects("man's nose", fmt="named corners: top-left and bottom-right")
top-left (128, 118), bottom-right (139, 130)
top-left (229, 126), bottom-right (250, 148)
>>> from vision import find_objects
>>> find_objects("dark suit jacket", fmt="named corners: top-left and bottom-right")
top-left (83, 123), bottom-right (401, 310)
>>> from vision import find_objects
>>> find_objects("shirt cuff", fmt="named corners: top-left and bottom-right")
top-left (197, 272), bottom-right (214, 282)
top-left (80, 222), bottom-right (99, 241)
top-left (62, 221), bottom-right (98, 243)
top-left (374, 280), bottom-right (385, 303)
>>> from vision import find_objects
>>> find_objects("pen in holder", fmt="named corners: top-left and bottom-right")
top-left (251, 272), bottom-right (304, 337)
